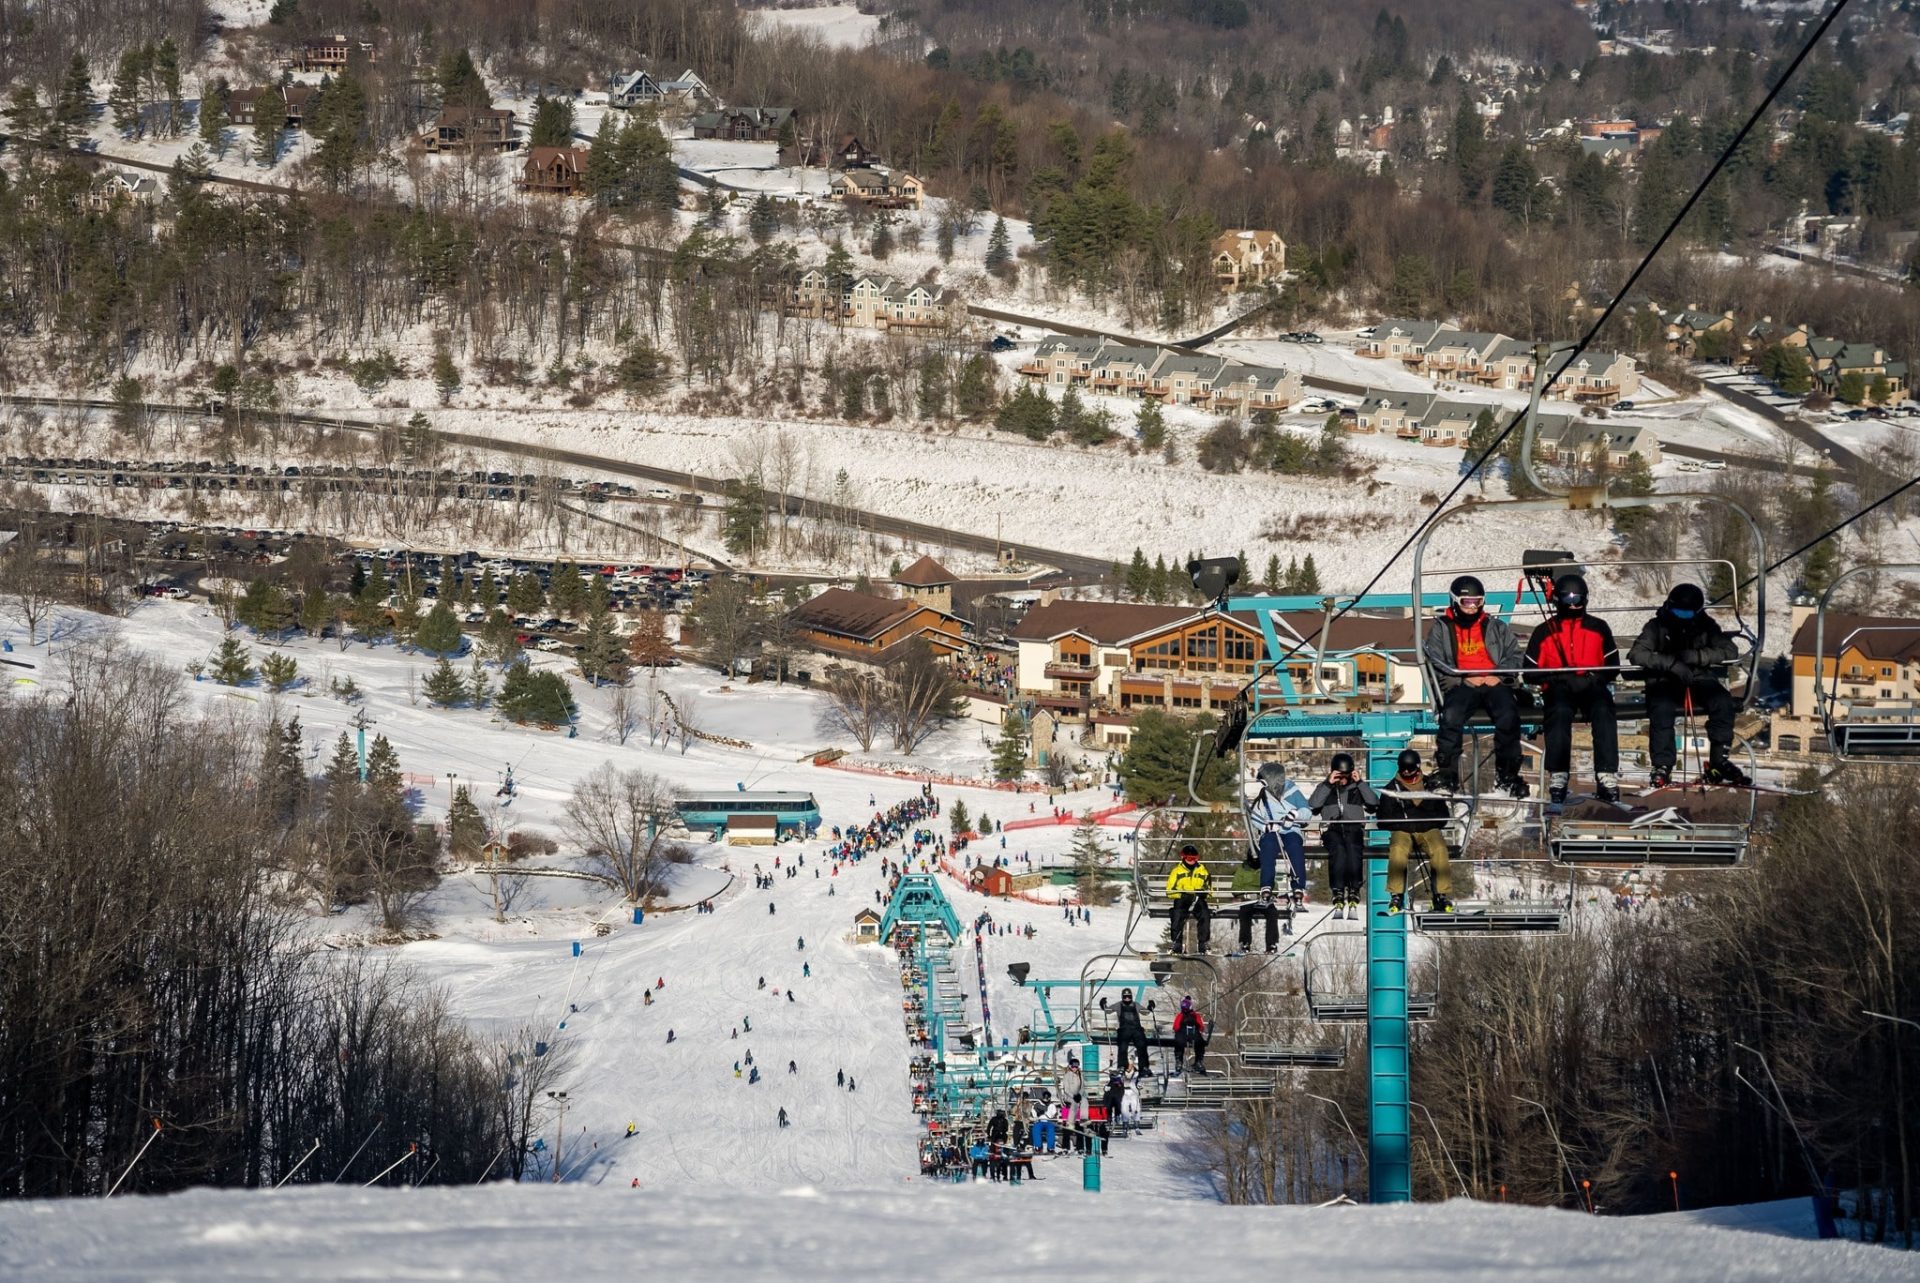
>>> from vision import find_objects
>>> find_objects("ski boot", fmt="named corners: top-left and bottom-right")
top-left (1648, 765), bottom-right (1673, 790)
top-left (1331, 896), bottom-right (1347, 922)
top-left (1497, 773), bottom-right (1530, 800)
top-left (1386, 892), bottom-right (1405, 917)
top-left (1428, 766), bottom-right (1459, 795)
top-left (1548, 772), bottom-right (1570, 806)
top-left (1595, 773), bottom-right (1621, 804)
top-left (1430, 893), bottom-right (1455, 914)
top-left (1705, 758), bottom-right (1750, 788)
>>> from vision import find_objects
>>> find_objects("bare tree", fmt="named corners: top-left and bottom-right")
top-left (882, 641), bottom-right (965, 754)
top-left (606, 681), bottom-right (637, 745)
top-left (819, 663), bottom-right (887, 751)
top-left (491, 1024), bottom-right (576, 1181)
top-left (2, 524), bottom-right (55, 644)
top-left (562, 762), bottom-right (686, 900)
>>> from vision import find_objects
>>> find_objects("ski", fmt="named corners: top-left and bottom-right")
top-left (1637, 778), bottom-right (1815, 798)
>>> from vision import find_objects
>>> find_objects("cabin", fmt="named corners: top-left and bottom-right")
top-left (521, 146), bottom-right (588, 195)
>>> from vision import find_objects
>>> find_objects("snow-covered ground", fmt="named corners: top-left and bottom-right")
top-left (4, 1184), bottom-right (1908, 1281)
top-left (745, 3), bottom-right (886, 48)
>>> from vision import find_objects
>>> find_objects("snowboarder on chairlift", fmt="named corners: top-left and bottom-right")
top-left (1525, 573), bottom-right (1622, 804)
top-left (1309, 753), bottom-right (1378, 919)
top-left (1378, 749), bottom-right (1455, 916)
top-left (1164, 844), bottom-right (1211, 954)
top-left (1628, 582), bottom-right (1747, 788)
top-left (1424, 576), bottom-right (1529, 799)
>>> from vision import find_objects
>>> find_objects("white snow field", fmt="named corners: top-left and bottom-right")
top-left (745, 4), bottom-right (885, 48)
top-left (1, 1185), bottom-right (1907, 1282)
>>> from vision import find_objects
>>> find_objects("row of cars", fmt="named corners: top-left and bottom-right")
top-left (347, 548), bottom-right (714, 618)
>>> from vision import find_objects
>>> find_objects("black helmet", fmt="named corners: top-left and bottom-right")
top-left (1664, 583), bottom-right (1705, 613)
top-left (1330, 752), bottom-right (1356, 773)
top-left (1396, 749), bottom-right (1422, 774)
top-left (1179, 843), bottom-right (1200, 863)
top-left (1449, 575), bottom-right (1485, 611)
top-left (1551, 573), bottom-right (1589, 614)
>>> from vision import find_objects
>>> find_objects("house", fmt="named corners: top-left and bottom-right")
top-left (1086, 345), bottom-right (1161, 396)
top-left (286, 34), bottom-right (374, 72)
top-left (787, 587), bottom-right (966, 669)
top-left (1018, 335), bottom-right (1105, 386)
top-left (1422, 329), bottom-right (1509, 382)
top-left (691, 106), bottom-right (795, 141)
top-left (968, 865), bottom-right (1015, 897)
top-left (520, 145), bottom-right (588, 195)
top-left (853, 907), bottom-right (883, 941)
top-left (1008, 600), bottom-right (1427, 740)
top-left (1352, 389), bottom-right (1438, 437)
top-left (1145, 353), bottom-right (1228, 405)
top-left (832, 274), bottom-right (963, 332)
top-left (1746, 317), bottom-right (1812, 353)
top-left (1211, 229), bottom-right (1286, 291)
top-left (1533, 418), bottom-right (1662, 466)
top-left (1658, 306), bottom-right (1736, 356)
top-left (895, 556), bottom-right (956, 613)
top-left (828, 133), bottom-right (881, 168)
top-left (227, 84), bottom-right (315, 131)
top-left (1580, 118), bottom-right (1639, 139)
top-left (87, 169), bottom-right (160, 210)
top-left (1812, 342), bottom-right (1908, 402)
top-left (1579, 136), bottom-right (1637, 165)
top-left (1013, 334), bottom-right (1294, 409)
top-left (610, 69), bottom-right (715, 110)
top-left (1478, 337), bottom-right (1544, 390)
top-left (1772, 606), bottom-right (1920, 753)
top-left (828, 167), bottom-right (923, 210)
top-left (1541, 349), bottom-right (1640, 404)
top-left (1209, 364), bottom-right (1302, 412)
top-left (424, 106), bottom-right (515, 151)
top-left (1415, 398), bottom-right (1486, 448)
top-left (1359, 318), bottom-right (1446, 364)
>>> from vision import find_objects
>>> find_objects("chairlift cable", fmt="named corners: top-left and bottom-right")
top-left (1229, 0), bottom-right (1856, 704)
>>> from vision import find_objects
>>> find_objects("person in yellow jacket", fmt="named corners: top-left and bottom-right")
top-left (1164, 842), bottom-right (1212, 954)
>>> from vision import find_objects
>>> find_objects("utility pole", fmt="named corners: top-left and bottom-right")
top-left (351, 707), bottom-right (374, 781)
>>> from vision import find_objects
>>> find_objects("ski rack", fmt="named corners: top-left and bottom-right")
top-left (1814, 563), bottom-right (1920, 761)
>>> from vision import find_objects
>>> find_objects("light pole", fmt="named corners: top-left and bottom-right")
top-left (1411, 1099), bottom-right (1470, 1198)
top-left (546, 1090), bottom-right (569, 1183)
top-left (1514, 1094), bottom-right (1579, 1206)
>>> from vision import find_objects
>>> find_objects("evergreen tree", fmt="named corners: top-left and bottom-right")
top-left (310, 67), bottom-right (368, 190)
top-left (992, 712), bottom-right (1029, 781)
top-left (110, 46), bottom-right (148, 136)
top-left (528, 93), bottom-right (574, 147)
top-left (467, 656), bottom-right (493, 707)
top-left (198, 79), bottom-right (227, 151)
top-left (262, 715), bottom-right (306, 821)
top-left (549, 561), bottom-right (587, 617)
top-left (1264, 553), bottom-right (1280, 592)
top-left (435, 49), bottom-right (488, 111)
top-left (1149, 554), bottom-right (1170, 603)
top-left (952, 355), bottom-right (996, 419)
top-left (984, 216), bottom-right (1012, 270)
top-left (391, 594), bottom-right (423, 648)
top-left (325, 732), bottom-right (361, 811)
top-left (55, 54), bottom-right (93, 148)
top-left (260, 651), bottom-right (299, 692)
top-left (352, 562), bottom-right (393, 643)
top-left (447, 785), bottom-right (486, 856)
top-left (949, 798), bottom-right (971, 836)
top-left (1135, 397), bottom-right (1167, 449)
top-left (364, 734), bottom-right (404, 815)
top-left (483, 609), bottom-right (522, 666)
top-left (424, 656), bottom-right (468, 706)
top-left (722, 476), bottom-right (769, 557)
top-left (155, 38), bottom-right (182, 134)
top-left (507, 571), bottom-right (546, 615)
top-left (252, 107), bottom-right (278, 167)
top-left (748, 193), bottom-right (777, 244)
top-left (1297, 554), bottom-right (1321, 593)
top-left (576, 604), bottom-right (627, 686)
top-left (212, 634), bottom-right (254, 685)
top-left (498, 661), bottom-right (577, 727)
top-left (298, 589), bottom-right (332, 637)
top-left (1119, 709), bottom-right (1234, 803)
top-left (1069, 814), bottom-right (1120, 906)
top-left (627, 610), bottom-right (675, 667)
top-left (235, 576), bottom-right (273, 631)
top-left (1125, 548), bottom-right (1151, 600)
top-left (477, 567), bottom-right (500, 609)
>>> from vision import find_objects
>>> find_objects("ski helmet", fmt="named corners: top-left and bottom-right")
top-left (1329, 752), bottom-right (1355, 774)
top-left (1396, 748), bottom-right (1422, 775)
top-left (1665, 583), bottom-right (1705, 616)
top-left (1449, 575), bottom-right (1486, 612)
top-left (1256, 761), bottom-right (1288, 798)
top-left (1180, 996), bottom-right (1193, 1012)
top-left (1179, 843), bottom-right (1200, 864)
top-left (1551, 573), bottom-right (1589, 615)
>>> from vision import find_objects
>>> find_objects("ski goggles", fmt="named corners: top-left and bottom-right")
top-left (1451, 595), bottom-right (1484, 610)
top-left (1670, 608), bottom-right (1696, 619)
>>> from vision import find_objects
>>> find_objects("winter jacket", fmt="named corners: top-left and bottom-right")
top-left (1524, 616), bottom-right (1620, 695)
top-left (1230, 859), bottom-right (1265, 894)
top-left (1424, 608), bottom-right (1525, 692)
top-left (1376, 775), bottom-right (1449, 835)
top-left (987, 1113), bottom-right (1009, 1144)
top-left (1165, 861), bottom-right (1211, 897)
top-left (1246, 787), bottom-right (1304, 837)
top-left (1307, 778), bottom-right (1378, 823)
top-left (1115, 1000), bottom-right (1146, 1038)
top-left (1173, 1009), bottom-right (1206, 1037)
top-left (1628, 610), bottom-right (1738, 686)
top-left (1060, 1066), bottom-right (1085, 1103)
top-left (1102, 1081), bottom-right (1125, 1115)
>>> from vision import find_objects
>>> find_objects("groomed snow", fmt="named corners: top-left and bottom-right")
top-left (2, 1185), bottom-right (1907, 1282)
top-left (745, 4), bottom-right (885, 48)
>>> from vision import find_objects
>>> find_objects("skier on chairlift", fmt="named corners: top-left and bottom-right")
top-left (1164, 843), bottom-right (1212, 954)
top-left (1423, 576), bottom-right (1529, 799)
top-left (1525, 573), bottom-right (1621, 804)
top-left (1308, 753), bottom-right (1377, 920)
top-left (1246, 762), bottom-right (1308, 910)
top-left (1377, 748), bottom-right (1454, 916)
top-left (1629, 582), bottom-right (1748, 788)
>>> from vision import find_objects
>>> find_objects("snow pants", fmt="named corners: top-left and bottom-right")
top-left (1030, 1119), bottom-right (1057, 1153)
top-left (1542, 683), bottom-right (1619, 775)
top-left (1116, 1028), bottom-right (1151, 1076)
top-left (1174, 1024), bottom-right (1209, 1070)
top-left (1645, 679), bottom-right (1735, 770)
top-left (1257, 829), bottom-right (1307, 893)
top-left (1323, 824), bottom-right (1366, 900)
top-left (1387, 829), bottom-right (1451, 897)
top-left (1168, 893), bottom-right (1210, 954)
top-left (1435, 682), bottom-right (1523, 777)
top-left (1237, 900), bottom-right (1280, 952)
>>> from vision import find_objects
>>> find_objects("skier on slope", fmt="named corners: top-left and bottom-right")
top-left (1423, 576), bottom-right (1530, 799)
top-left (778, 1107), bottom-right (789, 1128)
top-left (1628, 582), bottom-right (1748, 788)
top-left (1308, 753), bottom-right (1377, 920)
top-left (1525, 573), bottom-right (1622, 804)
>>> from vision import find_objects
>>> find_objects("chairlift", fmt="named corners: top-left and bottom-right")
top-left (1301, 932), bottom-right (1437, 1023)
top-left (1233, 987), bottom-right (1348, 1070)
top-left (1814, 564), bottom-right (1920, 761)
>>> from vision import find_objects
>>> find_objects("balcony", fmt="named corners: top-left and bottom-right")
top-left (1044, 661), bottom-right (1098, 680)
top-left (1572, 382), bottom-right (1620, 398)
top-left (1016, 362), bottom-right (1049, 377)
top-left (1425, 356), bottom-right (1459, 371)
top-left (1399, 352), bottom-right (1427, 365)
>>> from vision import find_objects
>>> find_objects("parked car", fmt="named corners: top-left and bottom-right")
top-left (1612, 399), bottom-right (1636, 411)
top-left (646, 487), bottom-right (674, 500)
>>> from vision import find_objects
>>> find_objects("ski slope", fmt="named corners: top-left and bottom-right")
top-left (3, 1184), bottom-right (1907, 1281)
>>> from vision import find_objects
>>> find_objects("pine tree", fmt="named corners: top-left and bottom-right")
top-left (549, 561), bottom-right (587, 617)
top-left (260, 651), bottom-right (299, 692)
top-left (325, 732), bottom-right (361, 806)
top-left (985, 216), bottom-right (1012, 270)
top-left (498, 661), bottom-right (577, 727)
top-left (528, 92), bottom-right (574, 147)
top-left (110, 46), bottom-right (147, 136)
top-left (949, 798), bottom-right (971, 836)
top-left (992, 712), bottom-right (1029, 781)
top-left (55, 54), bottom-right (92, 148)
top-left (212, 634), bottom-right (254, 685)
top-left (447, 785), bottom-right (486, 857)
top-left (478, 567), bottom-right (500, 609)
top-left (252, 106), bottom-right (278, 167)
top-left (235, 576), bottom-right (273, 630)
top-left (364, 734), bottom-right (404, 816)
top-left (1264, 553), bottom-right (1281, 592)
top-left (1297, 554), bottom-right (1321, 593)
top-left (424, 656), bottom-right (468, 706)
top-left (507, 571), bottom-right (546, 616)
top-left (1069, 814), bottom-right (1120, 906)
top-left (262, 715), bottom-right (306, 821)
top-left (391, 594), bottom-right (423, 649)
top-left (1149, 554), bottom-right (1170, 603)
top-left (433, 333), bottom-right (459, 405)
top-left (199, 79), bottom-right (227, 150)
top-left (298, 589), bottom-right (331, 637)
top-left (415, 599), bottom-right (463, 654)
top-left (576, 604), bottom-right (627, 686)
top-left (1282, 555), bottom-right (1301, 592)
top-left (1135, 397), bottom-right (1166, 449)
top-left (155, 37), bottom-right (182, 133)
top-left (749, 193), bottom-right (777, 244)
top-left (353, 563), bottom-right (393, 643)
top-left (467, 656), bottom-right (493, 707)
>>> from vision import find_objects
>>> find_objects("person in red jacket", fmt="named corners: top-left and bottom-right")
top-left (1524, 574), bottom-right (1621, 803)
top-left (1172, 995), bottom-right (1210, 1075)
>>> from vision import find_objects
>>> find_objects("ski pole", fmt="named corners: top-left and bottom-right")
top-left (272, 1138), bottom-right (321, 1189)
top-left (334, 1115), bottom-right (385, 1181)
top-left (363, 1142), bottom-right (418, 1187)
top-left (105, 1119), bottom-right (162, 1198)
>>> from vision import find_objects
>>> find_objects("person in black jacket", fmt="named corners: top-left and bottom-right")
top-left (1104, 989), bottom-right (1153, 1076)
top-left (1628, 582), bottom-right (1748, 788)
top-left (1099, 1073), bottom-right (1125, 1155)
top-left (1376, 749), bottom-right (1454, 915)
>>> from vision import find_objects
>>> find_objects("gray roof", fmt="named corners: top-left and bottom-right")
top-left (1833, 343), bottom-right (1887, 369)
top-left (1373, 318), bottom-right (1445, 346)
top-left (1427, 329), bottom-right (1509, 356)
top-left (1153, 353), bottom-right (1228, 380)
top-left (1421, 399), bottom-right (1485, 426)
top-left (1486, 337), bottom-right (1535, 362)
top-left (1035, 334), bottom-right (1104, 359)
top-left (1360, 388), bottom-right (1438, 416)
top-left (1219, 363), bottom-right (1293, 387)
top-left (1579, 137), bottom-right (1635, 158)
top-left (1093, 344), bottom-right (1160, 372)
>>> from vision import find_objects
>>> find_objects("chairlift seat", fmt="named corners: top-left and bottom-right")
top-left (1240, 1044), bottom-right (1346, 1070)
top-left (1548, 820), bottom-right (1747, 867)
top-left (1306, 993), bottom-right (1436, 1022)
top-left (1413, 902), bottom-right (1566, 935)
top-left (1831, 719), bottom-right (1920, 758)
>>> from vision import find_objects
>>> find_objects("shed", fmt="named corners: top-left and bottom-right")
top-left (853, 907), bottom-right (883, 941)
top-left (968, 865), bottom-right (1015, 898)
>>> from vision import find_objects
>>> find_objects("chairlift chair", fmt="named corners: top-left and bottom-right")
top-left (1300, 933), bottom-right (1437, 1022)
top-left (1814, 564), bottom-right (1920, 761)
top-left (1233, 988), bottom-right (1348, 1070)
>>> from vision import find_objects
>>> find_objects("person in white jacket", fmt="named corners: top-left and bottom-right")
top-left (1059, 1056), bottom-right (1087, 1154)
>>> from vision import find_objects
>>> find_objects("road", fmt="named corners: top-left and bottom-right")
top-left (1, 396), bottom-right (1115, 581)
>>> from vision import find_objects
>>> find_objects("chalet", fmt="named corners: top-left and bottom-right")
top-left (520, 145), bottom-right (588, 195)
top-left (425, 106), bottom-right (515, 152)
top-left (1415, 399), bottom-right (1486, 448)
top-left (610, 69), bottom-right (715, 110)
top-left (87, 169), bottom-right (160, 210)
top-left (1211, 229), bottom-right (1286, 291)
top-left (1745, 317), bottom-right (1812, 353)
top-left (1019, 335), bottom-right (1104, 386)
top-left (1016, 335), bottom-right (1292, 409)
top-left (286, 34), bottom-right (374, 72)
top-left (1811, 342), bottom-right (1908, 402)
top-left (1209, 364), bottom-right (1302, 412)
top-left (1477, 337), bottom-right (1542, 390)
top-left (1360, 318), bottom-right (1446, 364)
top-left (1658, 306), bottom-right (1736, 356)
top-left (1146, 353), bottom-right (1228, 406)
top-left (1086, 345), bottom-right (1161, 396)
top-left (228, 84), bottom-right (316, 131)
top-left (1421, 329), bottom-right (1508, 382)
top-left (1353, 389), bottom-right (1437, 437)
top-left (1534, 418), bottom-right (1662, 466)
top-left (894, 556), bottom-right (956, 613)
top-left (789, 270), bottom-right (962, 331)
top-left (968, 865), bottom-right (1015, 898)
top-left (1772, 606), bottom-right (1920, 753)
top-left (786, 268), bottom-right (837, 319)
top-left (788, 587), bottom-right (965, 669)
top-left (691, 106), bottom-right (795, 141)
top-left (828, 167), bottom-right (923, 210)
top-left (1540, 349), bottom-right (1640, 404)
top-left (829, 133), bottom-right (881, 168)
top-left (853, 907), bottom-right (883, 941)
